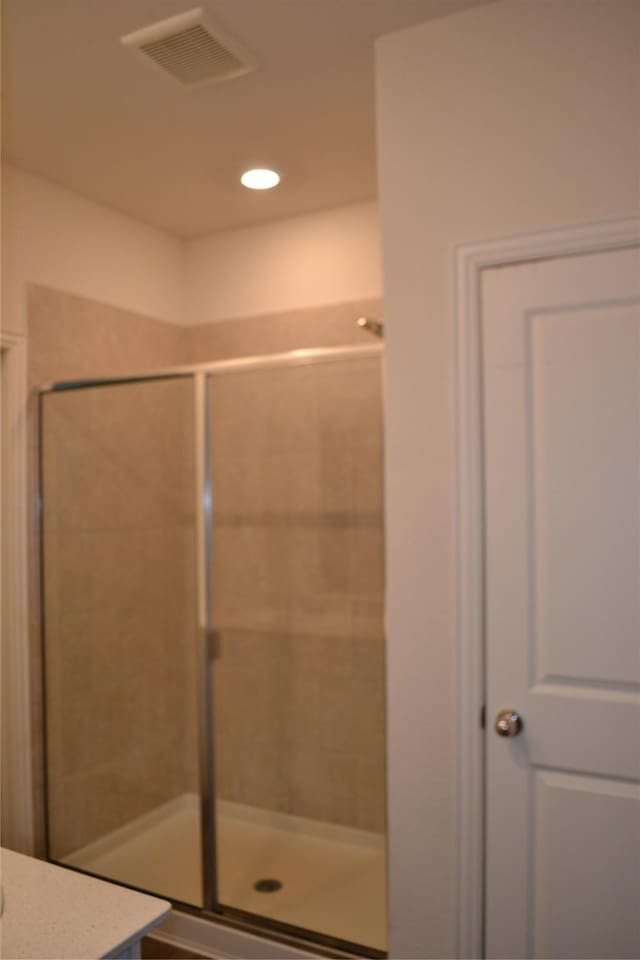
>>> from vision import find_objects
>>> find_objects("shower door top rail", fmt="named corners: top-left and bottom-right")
top-left (38, 343), bottom-right (383, 393)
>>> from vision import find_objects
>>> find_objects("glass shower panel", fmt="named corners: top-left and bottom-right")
top-left (41, 377), bottom-right (204, 907)
top-left (208, 355), bottom-right (387, 952)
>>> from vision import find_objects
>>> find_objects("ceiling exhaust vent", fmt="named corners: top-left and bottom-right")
top-left (121, 8), bottom-right (258, 88)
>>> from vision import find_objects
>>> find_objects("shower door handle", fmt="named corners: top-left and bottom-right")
top-left (206, 629), bottom-right (221, 660)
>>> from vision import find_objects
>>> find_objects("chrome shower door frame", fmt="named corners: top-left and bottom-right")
top-left (193, 372), bottom-right (218, 911)
top-left (38, 343), bottom-right (385, 955)
top-left (38, 370), bottom-right (218, 912)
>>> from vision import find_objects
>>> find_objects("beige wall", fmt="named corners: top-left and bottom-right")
top-left (375, 0), bottom-right (640, 955)
top-left (185, 202), bottom-right (382, 325)
top-left (1, 164), bottom-right (381, 333)
top-left (1, 165), bottom-right (185, 336)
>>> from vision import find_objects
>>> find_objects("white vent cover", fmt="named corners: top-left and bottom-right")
top-left (121, 8), bottom-right (257, 88)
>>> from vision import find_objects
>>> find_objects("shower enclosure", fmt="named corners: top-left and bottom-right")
top-left (39, 345), bottom-right (386, 955)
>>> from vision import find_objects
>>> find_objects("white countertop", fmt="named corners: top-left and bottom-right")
top-left (0, 848), bottom-right (171, 959)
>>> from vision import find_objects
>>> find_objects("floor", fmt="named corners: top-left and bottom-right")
top-left (64, 795), bottom-right (387, 952)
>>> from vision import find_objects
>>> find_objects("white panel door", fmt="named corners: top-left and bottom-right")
top-left (482, 246), bottom-right (640, 960)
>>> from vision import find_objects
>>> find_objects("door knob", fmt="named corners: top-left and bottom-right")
top-left (494, 709), bottom-right (522, 737)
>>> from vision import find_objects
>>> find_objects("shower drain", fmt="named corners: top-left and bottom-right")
top-left (253, 878), bottom-right (283, 893)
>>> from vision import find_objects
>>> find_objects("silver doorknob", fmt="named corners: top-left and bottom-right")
top-left (494, 709), bottom-right (522, 737)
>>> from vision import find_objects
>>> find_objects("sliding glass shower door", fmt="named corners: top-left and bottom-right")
top-left (40, 377), bottom-right (206, 907)
top-left (40, 347), bottom-right (387, 954)
top-left (209, 354), bottom-right (387, 952)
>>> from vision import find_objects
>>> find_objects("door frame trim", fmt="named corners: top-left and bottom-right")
top-left (453, 215), bottom-right (640, 959)
top-left (1, 330), bottom-right (34, 854)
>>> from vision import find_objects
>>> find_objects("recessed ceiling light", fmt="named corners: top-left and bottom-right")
top-left (241, 168), bottom-right (281, 190)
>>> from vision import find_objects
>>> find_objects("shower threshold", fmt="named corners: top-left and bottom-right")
top-left (61, 794), bottom-right (387, 952)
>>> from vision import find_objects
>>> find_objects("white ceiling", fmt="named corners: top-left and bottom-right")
top-left (2, 0), bottom-right (488, 238)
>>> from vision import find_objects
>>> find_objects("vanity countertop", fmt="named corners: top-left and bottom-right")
top-left (0, 848), bottom-right (171, 959)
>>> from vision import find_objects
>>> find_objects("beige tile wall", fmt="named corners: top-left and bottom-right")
top-left (207, 356), bottom-right (386, 833)
top-left (28, 286), bottom-right (190, 857)
top-left (41, 381), bottom-right (199, 859)
top-left (29, 285), bottom-right (386, 855)
top-left (188, 298), bottom-right (383, 361)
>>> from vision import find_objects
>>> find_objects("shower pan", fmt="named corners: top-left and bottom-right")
top-left (38, 344), bottom-right (387, 956)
